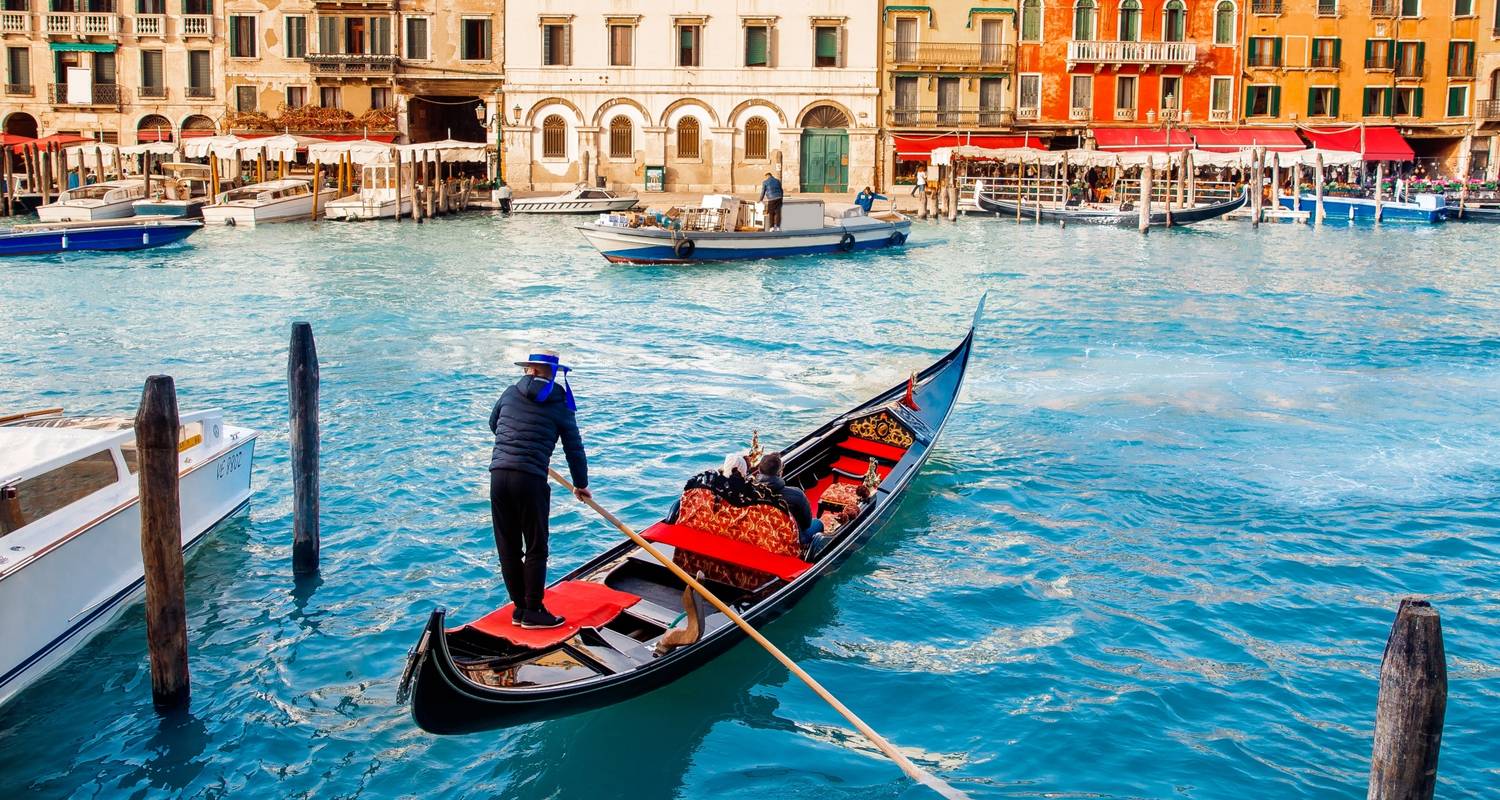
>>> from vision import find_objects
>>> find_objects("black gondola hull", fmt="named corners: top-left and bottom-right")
top-left (404, 301), bottom-right (980, 734)
top-left (976, 188), bottom-right (1247, 226)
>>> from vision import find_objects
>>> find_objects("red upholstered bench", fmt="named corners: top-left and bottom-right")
top-left (643, 522), bottom-right (812, 582)
top-left (831, 455), bottom-right (893, 479)
top-left (839, 436), bottom-right (908, 462)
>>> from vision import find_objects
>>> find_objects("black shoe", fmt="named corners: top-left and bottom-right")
top-left (511, 608), bottom-right (524, 625)
top-left (518, 608), bottom-right (567, 630)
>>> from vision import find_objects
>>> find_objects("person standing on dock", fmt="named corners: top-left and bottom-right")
top-left (759, 172), bottom-right (783, 231)
top-left (488, 350), bottom-right (590, 629)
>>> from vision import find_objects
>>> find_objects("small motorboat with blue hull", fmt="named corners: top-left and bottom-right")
top-left (577, 196), bottom-right (911, 264)
top-left (1277, 192), bottom-right (1446, 223)
top-left (0, 217), bottom-right (202, 257)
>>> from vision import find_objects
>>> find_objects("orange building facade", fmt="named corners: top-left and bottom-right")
top-left (1015, 0), bottom-right (1242, 143)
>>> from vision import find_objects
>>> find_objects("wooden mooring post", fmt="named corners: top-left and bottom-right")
top-left (289, 322), bottom-right (321, 576)
top-left (1314, 152), bottom-right (1326, 225)
top-left (1137, 161), bottom-right (1152, 234)
top-left (134, 375), bottom-right (191, 710)
top-left (1374, 162), bottom-right (1385, 224)
top-left (1368, 598), bottom-right (1446, 800)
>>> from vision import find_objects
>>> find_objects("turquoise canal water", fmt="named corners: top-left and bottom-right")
top-left (1, 213), bottom-right (1498, 799)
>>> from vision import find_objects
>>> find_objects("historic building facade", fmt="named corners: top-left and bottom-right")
top-left (1014, 0), bottom-right (1239, 146)
top-left (1240, 0), bottom-right (1482, 171)
top-left (220, 0), bottom-right (502, 144)
top-left (0, 1), bottom-right (225, 144)
top-left (501, 1), bottom-right (880, 193)
top-left (881, 1), bottom-right (1020, 187)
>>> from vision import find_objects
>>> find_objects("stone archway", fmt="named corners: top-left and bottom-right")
top-left (137, 114), bottom-right (174, 143)
top-left (3, 112), bottom-right (39, 139)
top-left (799, 105), bottom-right (850, 193)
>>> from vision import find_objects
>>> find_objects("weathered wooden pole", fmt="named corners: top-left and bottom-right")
top-left (143, 152), bottom-right (152, 198)
top-left (1368, 598), bottom-right (1446, 800)
top-left (1250, 149), bottom-right (1263, 228)
top-left (1137, 161), bottom-right (1152, 233)
top-left (134, 375), bottom-right (191, 711)
top-left (1014, 161), bottom-right (1023, 221)
top-left (1269, 151), bottom-right (1281, 220)
top-left (208, 154), bottom-right (220, 199)
top-left (410, 156), bottom-right (423, 223)
top-left (1314, 152), bottom-right (1326, 225)
top-left (394, 150), bottom-right (404, 222)
top-left (289, 322), bottom-right (321, 576)
top-left (310, 161), bottom-right (322, 220)
top-left (947, 170), bottom-right (959, 222)
top-left (1164, 154), bottom-right (1175, 228)
top-left (2, 146), bottom-right (13, 216)
top-left (426, 154), bottom-right (438, 218)
top-left (1374, 162), bottom-right (1385, 224)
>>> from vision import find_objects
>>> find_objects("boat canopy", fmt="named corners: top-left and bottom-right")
top-left (397, 139), bottom-right (487, 163)
top-left (226, 134), bottom-right (328, 160)
top-left (306, 139), bottom-right (397, 165)
top-left (182, 135), bottom-right (243, 159)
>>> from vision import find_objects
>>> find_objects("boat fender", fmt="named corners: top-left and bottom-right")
top-left (839, 232), bottom-right (856, 252)
top-left (673, 238), bottom-right (696, 259)
top-left (887, 231), bottom-right (907, 246)
top-left (224, 217), bottom-right (237, 227)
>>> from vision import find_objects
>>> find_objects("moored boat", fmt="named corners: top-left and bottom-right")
top-left (323, 163), bottom-right (412, 220)
top-left (0, 407), bottom-right (257, 706)
top-left (131, 163), bottom-right (220, 219)
top-left (399, 298), bottom-right (981, 733)
top-left (512, 185), bottom-right (639, 214)
top-left (1444, 202), bottom-right (1500, 222)
top-left (976, 187), bottom-right (1247, 226)
top-left (201, 178), bottom-right (338, 226)
top-left (0, 218), bottom-right (202, 257)
top-left (36, 179), bottom-right (148, 223)
top-left (1277, 192), bottom-right (1446, 223)
top-left (577, 196), bottom-right (912, 263)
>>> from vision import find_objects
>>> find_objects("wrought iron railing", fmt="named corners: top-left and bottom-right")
top-left (1251, 0), bottom-right (1282, 13)
top-left (139, 84), bottom-right (167, 99)
top-left (888, 107), bottom-right (1014, 127)
top-left (5, 82), bottom-right (33, 95)
top-left (1370, 0), bottom-right (1396, 16)
top-left (185, 85), bottom-right (214, 99)
top-left (1395, 61), bottom-right (1424, 78)
top-left (1478, 99), bottom-right (1500, 120)
top-left (1366, 55), bottom-right (1394, 70)
top-left (886, 41), bottom-right (1015, 69)
top-left (1311, 52), bottom-right (1340, 68)
top-left (1317, 0), bottom-right (1339, 15)
top-left (305, 53), bottom-right (399, 74)
top-left (51, 82), bottom-right (123, 106)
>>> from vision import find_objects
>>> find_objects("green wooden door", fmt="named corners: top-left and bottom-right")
top-left (800, 129), bottom-right (848, 193)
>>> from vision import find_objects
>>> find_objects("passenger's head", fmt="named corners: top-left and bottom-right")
top-left (862, 186), bottom-right (873, 194)
top-left (721, 454), bottom-right (750, 478)
top-left (756, 452), bottom-right (783, 479)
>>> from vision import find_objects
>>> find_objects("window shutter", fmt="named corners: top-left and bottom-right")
top-left (1413, 87), bottom-right (1423, 116)
top-left (1364, 39), bottom-right (1373, 63)
top-left (1415, 41), bottom-right (1424, 70)
top-left (1307, 88), bottom-right (1316, 117)
top-left (746, 27), bottom-right (767, 66)
top-left (1383, 87), bottom-right (1393, 116)
top-left (1270, 86), bottom-right (1281, 116)
top-left (1245, 84), bottom-right (1253, 112)
top-left (1272, 37), bottom-right (1282, 66)
top-left (564, 24), bottom-right (572, 66)
top-left (1330, 87), bottom-right (1340, 115)
top-left (1332, 38), bottom-right (1341, 64)
top-left (816, 27), bottom-right (838, 60)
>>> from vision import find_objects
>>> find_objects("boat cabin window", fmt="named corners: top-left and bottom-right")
top-left (68, 185), bottom-right (115, 200)
top-left (579, 190), bottom-right (608, 199)
top-left (0, 450), bottom-right (118, 536)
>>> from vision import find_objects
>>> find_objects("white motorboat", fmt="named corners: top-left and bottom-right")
top-left (36, 179), bottom-right (147, 223)
top-left (512, 185), bottom-right (639, 214)
top-left (577, 195), bottom-right (912, 263)
top-left (323, 163), bottom-right (412, 220)
top-left (131, 163), bottom-right (222, 219)
top-left (201, 178), bottom-right (339, 226)
top-left (0, 407), bottom-right (257, 706)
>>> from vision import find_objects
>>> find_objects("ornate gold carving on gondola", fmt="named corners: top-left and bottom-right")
top-left (847, 410), bottom-right (914, 449)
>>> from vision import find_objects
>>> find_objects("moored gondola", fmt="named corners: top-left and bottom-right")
top-left (976, 187), bottom-right (1247, 226)
top-left (399, 299), bottom-right (982, 734)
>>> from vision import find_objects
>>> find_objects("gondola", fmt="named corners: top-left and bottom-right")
top-left (976, 187), bottom-right (1247, 226)
top-left (1446, 203), bottom-right (1500, 222)
top-left (399, 298), bottom-right (983, 734)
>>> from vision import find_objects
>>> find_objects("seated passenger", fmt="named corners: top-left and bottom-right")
top-left (666, 454), bottom-right (755, 524)
top-left (754, 452), bottom-right (827, 551)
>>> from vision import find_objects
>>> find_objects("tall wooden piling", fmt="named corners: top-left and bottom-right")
top-left (1374, 162), bottom-right (1385, 224)
top-left (1250, 150), bottom-right (1263, 228)
top-left (38, 145), bottom-right (51, 205)
top-left (1014, 163), bottom-right (1022, 221)
top-left (134, 375), bottom-right (191, 711)
top-left (394, 151), bottom-right (404, 222)
top-left (143, 152), bottom-right (152, 198)
top-left (917, 182), bottom-right (929, 219)
top-left (1137, 161), bottom-right (1152, 233)
top-left (1368, 598), bottom-right (1446, 800)
top-left (426, 154), bottom-right (438, 218)
top-left (310, 161), bottom-right (322, 220)
top-left (410, 156), bottom-right (423, 223)
top-left (1269, 152), bottom-right (1280, 220)
top-left (2, 146), bottom-right (13, 216)
top-left (1186, 150), bottom-right (1197, 206)
top-left (289, 322), bottom-right (321, 576)
top-left (1163, 155), bottom-right (1175, 228)
top-left (209, 155), bottom-right (220, 199)
top-left (1314, 152), bottom-right (1326, 224)
top-left (94, 146), bottom-right (105, 186)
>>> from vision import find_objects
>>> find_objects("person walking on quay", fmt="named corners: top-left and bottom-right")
top-left (495, 179), bottom-right (513, 213)
top-left (488, 349), bottom-right (590, 629)
top-left (911, 167), bottom-right (927, 197)
top-left (760, 171), bottom-right (783, 231)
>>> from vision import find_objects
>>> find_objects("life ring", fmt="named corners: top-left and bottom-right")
top-left (887, 231), bottom-right (908, 246)
top-left (673, 238), bottom-right (696, 260)
top-left (838, 233), bottom-right (856, 252)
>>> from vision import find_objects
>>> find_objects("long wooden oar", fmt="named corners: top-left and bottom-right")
top-left (547, 467), bottom-right (969, 800)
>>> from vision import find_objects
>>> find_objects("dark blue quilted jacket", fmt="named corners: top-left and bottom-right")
top-left (488, 376), bottom-right (588, 488)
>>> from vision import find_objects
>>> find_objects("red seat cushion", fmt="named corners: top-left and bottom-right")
top-left (839, 437), bottom-right (908, 462)
top-left (453, 580), bottom-right (640, 649)
top-left (831, 455), bottom-right (893, 479)
top-left (644, 522), bottom-right (812, 582)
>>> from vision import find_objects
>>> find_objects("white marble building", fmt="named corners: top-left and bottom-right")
top-left (501, 1), bottom-right (880, 194)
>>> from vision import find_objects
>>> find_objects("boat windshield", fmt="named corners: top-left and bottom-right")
top-left (0, 448), bottom-right (118, 536)
top-left (67, 186), bottom-right (115, 201)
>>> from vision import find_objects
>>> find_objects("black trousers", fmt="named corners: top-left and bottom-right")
top-left (490, 468), bottom-right (551, 610)
top-left (764, 197), bottom-right (782, 229)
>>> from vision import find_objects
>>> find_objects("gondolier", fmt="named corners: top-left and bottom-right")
top-left (488, 349), bottom-right (590, 629)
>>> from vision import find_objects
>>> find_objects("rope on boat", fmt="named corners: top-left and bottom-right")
top-left (547, 467), bottom-right (971, 800)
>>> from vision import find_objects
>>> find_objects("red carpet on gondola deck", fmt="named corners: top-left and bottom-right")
top-left (455, 580), bottom-right (641, 649)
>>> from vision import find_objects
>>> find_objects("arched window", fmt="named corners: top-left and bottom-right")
top-left (1214, 1), bottom-right (1235, 46)
top-left (1021, 0), bottom-right (1042, 42)
top-left (744, 117), bottom-right (768, 160)
top-left (541, 114), bottom-right (566, 159)
top-left (1073, 0), bottom-right (1097, 41)
top-left (1118, 0), bottom-right (1141, 42)
top-left (676, 115), bottom-right (700, 159)
top-left (608, 115), bottom-right (633, 159)
top-left (1163, 0), bottom-right (1186, 42)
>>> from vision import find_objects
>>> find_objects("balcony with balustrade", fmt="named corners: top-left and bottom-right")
top-left (1069, 106), bottom-right (1090, 121)
top-left (305, 53), bottom-right (399, 77)
top-left (886, 42), bottom-right (1015, 71)
top-left (1370, 0), bottom-right (1396, 16)
top-left (132, 14), bottom-right (164, 37)
top-left (181, 14), bottom-right (211, 37)
top-left (1251, 0), bottom-right (1282, 14)
top-left (1479, 99), bottom-right (1500, 120)
top-left (1114, 106), bottom-right (1136, 121)
top-left (138, 83), bottom-right (166, 99)
top-left (1, 10), bottom-right (29, 34)
top-left (5, 81), bottom-right (33, 95)
top-left (50, 82), bottom-right (124, 107)
top-left (888, 107), bottom-right (1014, 128)
top-left (1067, 40), bottom-right (1197, 69)
top-left (1208, 108), bottom-right (1232, 122)
top-left (44, 12), bottom-right (119, 37)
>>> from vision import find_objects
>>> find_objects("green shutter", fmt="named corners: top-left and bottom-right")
top-left (1383, 87), bottom-right (1393, 116)
top-left (1270, 86), bottom-right (1281, 116)
top-left (1333, 38), bottom-right (1342, 65)
top-left (1272, 37), bottom-right (1283, 66)
top-left (746, 27), bottom-right (767, 65)
top-left (1415, 41), bottom-right (1425, 70)
top-left (1330, 87), bottom-right (1340, 115)
top-left (681, 27), bottom-right (693, 49)
top-left (1307, 88), bottom-right (1316, 117)
top-left (1413, 87), bottom-right (1423, 116)
top-left (1364, 39), bottom-right (1373, 64)
top-left (1245, 85), bottom-right (1253, 113)
top-left (1446, 86), bottom-right (1462, 116)
top-left (816, 28), bottom-right (838, 59)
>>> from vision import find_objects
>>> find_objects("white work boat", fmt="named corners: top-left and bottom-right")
top-left (0, 407), bottom-right (257, 706)
top-left (577, 195), bottom-right (912, 263)
top-left (36, 179), bottom-right (148, 223)
top-left (512, 185), bottom-right (639, 214)
top-left (131, 163), bottom-right (221, 219)
top-left (201, 178), bottom-right (338, 226)
top-left (323, 163), bottom-right (412, 220)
